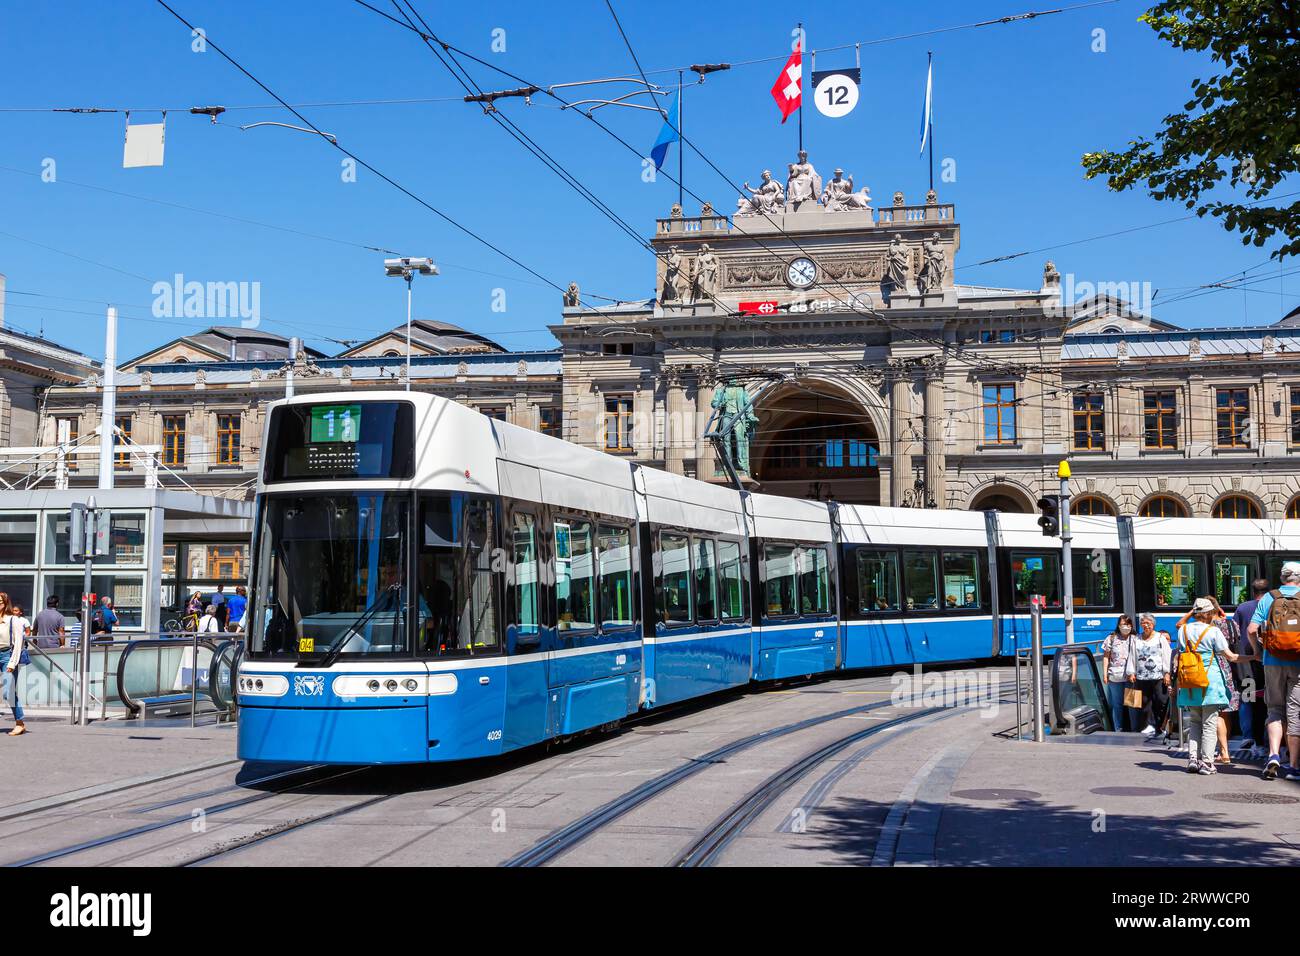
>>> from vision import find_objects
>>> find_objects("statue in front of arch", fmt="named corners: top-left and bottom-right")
top-left (711, 379), bottom-right (759, 474)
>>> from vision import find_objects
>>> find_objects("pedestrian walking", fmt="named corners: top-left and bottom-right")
top-left (1176, 596), bottom-right (1240, 776)
top-left (1233, 578), bottom-right (1271, 755)
top-left (1126, 613), bottom-right (1171, 737)
top-left (0, 593), bottom-right (29, 737)
top-left (1247, 561), bottom-right (1300, 780)
top-left (33, 596), bottom-right (66, 649)
top-left (1101, 615), bottom-right (1138, 732)
top-left (1210, 600), bottom-right (1242, 764)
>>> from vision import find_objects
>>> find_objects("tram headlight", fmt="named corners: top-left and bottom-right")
top-left (385, 679), bottom-right (398, 692)
top-left (403, 679), bottom-right (418, 692)
top-left (367, 680), bottom-right (380, 692)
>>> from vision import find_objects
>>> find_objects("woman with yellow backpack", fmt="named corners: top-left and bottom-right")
top-left (1175, 596), bottom-right (1242, 776)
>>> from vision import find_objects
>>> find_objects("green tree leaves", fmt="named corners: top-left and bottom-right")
top-left (1082, 1), bottom-right (1300, 258)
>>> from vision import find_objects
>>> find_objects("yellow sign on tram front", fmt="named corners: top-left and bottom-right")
top-left (298, 637), bottom-right (315, 653)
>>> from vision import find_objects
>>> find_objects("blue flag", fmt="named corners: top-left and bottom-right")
top-left (649, 95), bottom-right (679, 172)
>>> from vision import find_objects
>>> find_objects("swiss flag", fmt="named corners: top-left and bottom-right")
top-left (770, 41), bottom-right (802, 123)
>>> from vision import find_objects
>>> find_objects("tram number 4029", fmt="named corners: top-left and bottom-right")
top-left (487, 729), bottom-right (503, 742)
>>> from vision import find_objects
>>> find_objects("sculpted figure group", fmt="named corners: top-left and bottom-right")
top-left (662, 243), bottom-right (721, 305)
top-left (735, 152), bottom-right (871, 217)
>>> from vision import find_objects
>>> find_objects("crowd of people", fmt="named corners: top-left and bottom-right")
top-left (0, 583), bottom-right (249, 737)
top-left (1097, 561), bottom-right (1300, 780)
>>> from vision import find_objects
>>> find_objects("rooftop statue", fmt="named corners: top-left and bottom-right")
top-left (785, 150), bottom-right (822, 211)
top-left (821, 168), bottom-right (871, 212)
top-left (736, 169), bottom-right (785, 217)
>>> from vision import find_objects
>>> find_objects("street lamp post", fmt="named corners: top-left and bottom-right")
top-left (384, 257), bottom-right (438, 391)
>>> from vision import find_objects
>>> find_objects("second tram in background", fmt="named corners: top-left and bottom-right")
top-left (236, 392), bottom-right (1300, 764)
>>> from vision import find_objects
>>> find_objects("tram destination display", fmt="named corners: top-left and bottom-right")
top-left (264, 400), bottom-right (416, 482)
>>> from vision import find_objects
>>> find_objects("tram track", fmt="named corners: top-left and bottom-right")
top-left (7, 764), bottom-right (360, 867)
top-left (671, 707), bottom-right (945, 867)
top-left (502, 695), bottom-right (915, 867)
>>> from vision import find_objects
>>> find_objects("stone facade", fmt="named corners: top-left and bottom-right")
top-left (16, 159), bottom-right (1300, 518)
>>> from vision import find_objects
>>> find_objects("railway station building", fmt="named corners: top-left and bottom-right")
top-left (10, 150), bottom-right (1300, 538)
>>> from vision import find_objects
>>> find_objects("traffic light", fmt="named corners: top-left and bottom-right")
top-left (1037, 495), bottom-right (1060, 537)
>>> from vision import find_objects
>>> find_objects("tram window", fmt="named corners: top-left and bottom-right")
top-left (942, 551), bottom-right (981, 609)
top-left (764, 545), bottom-right (798, 617)
top-left (903, 551), bottom-right (939, 611)
top-left (252, 493), bottom-right (410, 658)
top-left (511, 512), bottom-right (540, 646)
top-left (857, 551), bottom-right (899, 613)
top-left (718, 540), bottom-right (745, 620)
top-left (660, 533), bottom-right (693, 624)
top-left (1266, 556), bottom-right (1300, 587)
top-left (419, 494), bottom-right (499, 656)
top-left (801, 547), bottom-right (831, 614)
top-left (597, 525), bottom-right (633, 628)
top-left (694, 538), bottom-right (719, 621)
top-left (1213, 554), bottom-right (1258, 607)
top-left (555, 520), bottom-right (595, 631)
top-left (1152, 554), bottom-right (1203, 608)
top-left (1071, 550), bottom-right (1113, 608)
top-left (1011, 551), bottom-right (1062, 609)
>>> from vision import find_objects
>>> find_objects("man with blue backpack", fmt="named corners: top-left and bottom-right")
top-left (1248, 561), bottom-right (1300, 781)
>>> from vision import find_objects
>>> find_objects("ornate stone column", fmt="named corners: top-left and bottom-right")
top-left (694, 365), bottom-right (718, 480)
top-left (922, 356), bottom-right (946, 508)
top-left (888, 360), bottom-right (913, 507)
top-left (663, 364), bottom-right (687, 476)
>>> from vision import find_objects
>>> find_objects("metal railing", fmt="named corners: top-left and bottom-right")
top-left (20, 632), bottom-right (242, 725)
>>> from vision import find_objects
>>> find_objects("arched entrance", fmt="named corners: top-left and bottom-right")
top-left (749, 381), bottom-right (882, 504)
top-left (969, 484), bottom-right (1033, 514)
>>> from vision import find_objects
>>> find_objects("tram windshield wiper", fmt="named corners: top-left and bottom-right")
top-left (311, 583), bottom-right (405, 669)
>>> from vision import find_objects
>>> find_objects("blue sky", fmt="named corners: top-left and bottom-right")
top-left (0, 0), bottom-right (1293, 361)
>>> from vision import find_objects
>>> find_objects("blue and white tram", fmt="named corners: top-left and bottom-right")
top-left (236, 391), bottom-right (1300, 765)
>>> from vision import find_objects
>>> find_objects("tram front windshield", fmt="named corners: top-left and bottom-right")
top-left (250, 493), bottom-right (410, 659)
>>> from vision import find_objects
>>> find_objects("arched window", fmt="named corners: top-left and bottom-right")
top-left (1212, 495), bottom-right (1261, 519)
top-left (1287, 496), bottom-right (1300, 519)
top-left (172, 356), bottom-right (189, 363)
top-left (383, 350), bottom-right (401, 357)
top-left (1138, 495), bottom-right (1188, 518)
top-left (1072, 495), bottom-right (1115, 516)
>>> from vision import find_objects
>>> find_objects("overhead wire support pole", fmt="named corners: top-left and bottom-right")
top-left (677, 70), bottom-right (684, 211)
